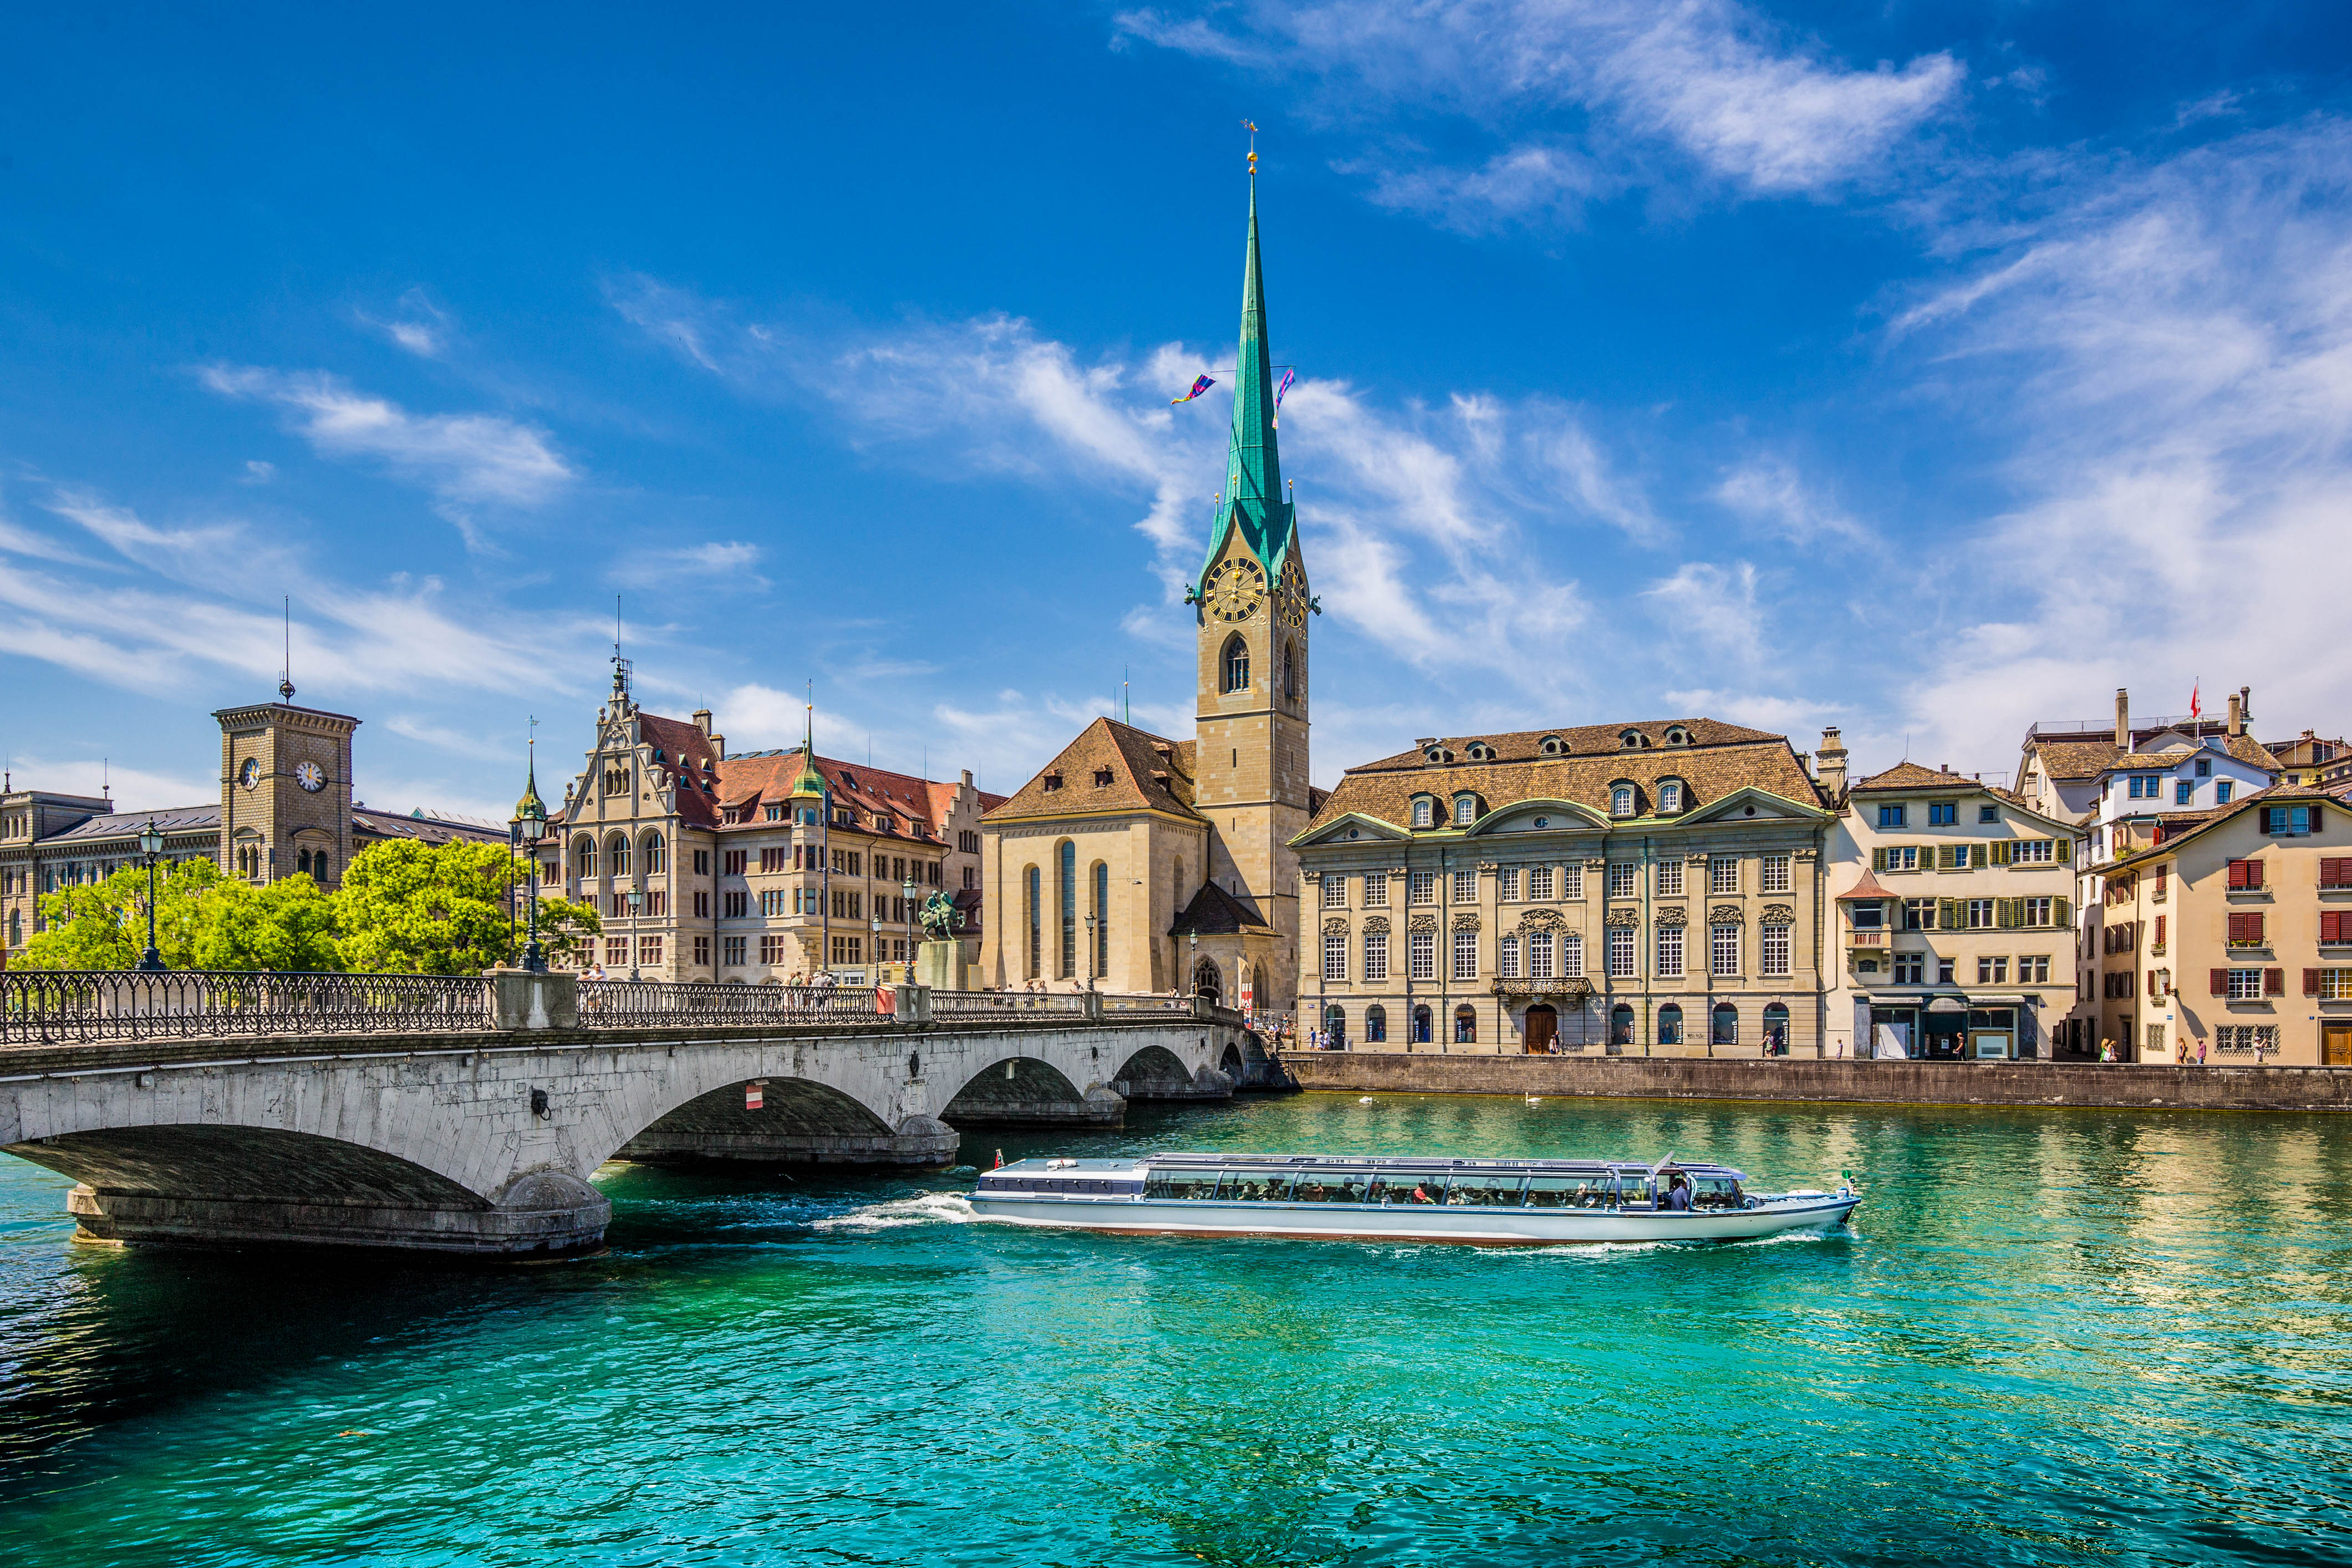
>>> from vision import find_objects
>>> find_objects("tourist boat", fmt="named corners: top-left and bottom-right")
top-left (968, 1152), bottom-right (1859, 1245)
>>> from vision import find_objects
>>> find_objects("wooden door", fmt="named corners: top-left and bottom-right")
top-left (1525, 1005), bottom-right (1558, 1054)
top-left (2324, 1024), bottom-right (2352, 1067)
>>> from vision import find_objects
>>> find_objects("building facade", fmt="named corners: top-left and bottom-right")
top-left (1826, 762), bottom-right (2082, 1060)
top-left (2100, 785), bottom-right (2352, 1065)
top-left (981, 171), bottom-right (1316, 1016)
top-left (1291, 719), bottom-right (1832, 1055)
top-left (546, 667), bottom-right (998, 982)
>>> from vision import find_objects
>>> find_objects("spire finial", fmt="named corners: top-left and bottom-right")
top-left (1243, 119), bottom-right (1258, 177)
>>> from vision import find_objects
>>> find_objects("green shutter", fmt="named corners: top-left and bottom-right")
top-left (1972, 843), bottom-right (1988, 868)
top-left (2055, 895), bottom-right (2070, 929)
top-left (1872, 847), bottom-right (1887, 872)
top-left (1989, 841), bottom-right (2008, 866)
top-left (2055, 837), bottom-right (2072, 864)
top-left (1994, 899), bottom-right (2010, 929)
top-left (1938, 898), bottom-right (1961, 931)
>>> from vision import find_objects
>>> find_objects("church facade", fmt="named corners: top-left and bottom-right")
top-left (979, 176), bottom-right (1320, 1017)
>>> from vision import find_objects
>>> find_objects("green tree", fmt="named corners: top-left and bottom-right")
top-left (188, 875), bottom-right (343, 972)
top-left (333, 839), bottom-right (598, 975)
top-left (16, 859), bottom-right (224, 970)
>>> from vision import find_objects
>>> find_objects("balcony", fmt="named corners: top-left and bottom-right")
top-left (1847, 929), bottom-right (1888, 949)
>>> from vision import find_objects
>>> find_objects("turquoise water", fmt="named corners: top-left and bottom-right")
top-left (3, 1093), bottom-right (2349, 1566)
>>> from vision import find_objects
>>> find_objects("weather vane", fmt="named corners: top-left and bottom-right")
top-left (1243, 119), bottom-right (1257, 175)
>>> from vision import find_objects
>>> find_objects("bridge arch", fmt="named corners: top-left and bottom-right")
top-left (615, 1075), bottom-right (946, 1167)
top-left (940, 1055), bottom-right (1118, 1129)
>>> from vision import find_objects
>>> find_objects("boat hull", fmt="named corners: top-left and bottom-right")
top-left (969, 1193), bottom-right (1859, 1245)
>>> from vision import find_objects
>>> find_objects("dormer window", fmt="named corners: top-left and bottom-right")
top-left (1453, 794), bottom-right (1479, 826)
top-left (1538, 735), bottom-right (1564, 756)
top-left (763, 803), bottom-right (784, 822)
top-left (1424, 746), bottom-right (1454, 765)
top-left (1664, 726), bottom-right (1690, 747)
top-left (1093, 767), bottom-right (1114, 787)
top-left (1465, 742), bottom-right (1495, 762)
top-left (1620, 730), bottom-right (1650, 750)
top-left (1658, 780), bottom-right (1684, 813)
top-left (1611, 785), bottom-right (1636, 817)
top-left (1042, 772), bottom-right (1063, 792)
top-left (1412, 797), bottom-right (1435, 829)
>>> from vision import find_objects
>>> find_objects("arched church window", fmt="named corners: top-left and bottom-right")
top-left (608, 833), bottom-right (631, 877)
top-left (574, 835), bottom-right (597, 879)
top-left (1058, 840), bottom-right (1077, 978)
top-left (1092, 860), bottom-right (1109, 976)
top-left (1282, 640), bottom-right (1297, 701)
top-left (643, 832), bottom-right (666, 875)
top-left (1221, 634), bottom-right (1249, 694)
top-left (1024, 864), bottom-right (1042, 980)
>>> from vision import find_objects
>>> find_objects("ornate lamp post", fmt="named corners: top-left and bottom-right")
top-left (902, 872), bottom-right (918, 971)
top-left (135, 819), bottom-right (166, 973)
top-left (512, 747), bottom-right (548, 974)
top-left (1083, 913), bottom-right (1097, 990)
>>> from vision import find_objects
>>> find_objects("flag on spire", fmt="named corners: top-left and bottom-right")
top-left (1272, 366), bottom-right (1295, 427)
top-left (1171, 374), bottom-right (1215, 405)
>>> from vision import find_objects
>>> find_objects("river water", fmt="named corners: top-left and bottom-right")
top-left (2, 1092), bottom-right (2348, 1566)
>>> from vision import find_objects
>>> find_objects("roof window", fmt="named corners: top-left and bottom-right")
top-left (1620, 730), bottom-right (1650, 750)
top-left (1465, 742), bottom-right (1495, 762)
top-left (1538, 735), bottom-right (1565, 756)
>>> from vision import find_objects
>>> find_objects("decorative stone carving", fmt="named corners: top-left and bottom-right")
top-left (1516, 909), bottom-right (1566, 933)
top-left (1709, 904), bottom-right (1744, 924)
top-left (1761, 903), bottom-right (1795, 925)
top-left (1322, 918), bottom-right (1350, 935)
top-left (1794, 847), bottom-right (1819, 862)
top-left (1409, 914), bottom-right (1439, 933)
top-left (1604, 907), bottom-right (1638, 927)
top-left (1654, 905), bottom-right (1687, 927)
top-left (1362, 916), bottom-right (1391, 935)
top-left (1452, 913), bottom-right (1480, 932)
top-left (1476, 861), bottom-right (1499, 872)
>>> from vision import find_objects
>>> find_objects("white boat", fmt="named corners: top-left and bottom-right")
top-left (969, 1152), bottom-right (1859, 1246)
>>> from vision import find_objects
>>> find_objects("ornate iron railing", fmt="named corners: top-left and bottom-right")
top-left (929, 989), bottom-right (1090, 1020)
top-left (576, 979), bottom-right (882, 1028)
top-left (0, 970), bottom-right (493, 1047)
top-left (1102, 992), bottom-right (1206, 1016)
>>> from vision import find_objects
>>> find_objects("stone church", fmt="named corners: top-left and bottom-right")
top-left (979, 175), bottom-right (1321, 1018)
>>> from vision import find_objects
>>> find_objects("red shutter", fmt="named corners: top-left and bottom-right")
top-left (2306, 968), bottom-right (2323, 997)
top-left (2210, 968), bottom-right (2228, 996)
top-left (2146, 969), bottom-right (2159, 997)
top-left (2323, 858), bottom-right (2350, 889)
top-left (2251, 912), bottom-right (2266, 945)
top-left (2249, 859), bottom-right (2265, 889)
top-left (2265, 968), bottom-right (2285, 996)
top-left (2227, 912), bottom-right (2248, 944)
top-left (2227, 859), bottom-right (2248, 889)
top-left (2326, 911), bottom-right (2348, 944)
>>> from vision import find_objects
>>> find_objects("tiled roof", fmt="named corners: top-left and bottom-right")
top-left (1170, 879), bottom-right (1271, 935)
top-left (1836, 866), bottom-right (1897, 901)
top-left (1355, 717), bottom-right (1783, 771)
top-left (2023, 737), bottom-right (2122, 782)
top-left (1306, 720), bottom-right (1823, 834)
top-left (985, 717), bottom-right (1205, 825)
top-left (353, 808), bottom-right (507, 846)
top-left (1849, 762), bottom-right (1982, 793)
top-left (2110, 782), bottom-right (2348, 867)
top-left (39, 803), bottom-right (221, 842)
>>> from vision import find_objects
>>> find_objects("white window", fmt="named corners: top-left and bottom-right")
top-left (1710, 922), bottom-right (1741, 976)
top-left (2020, 955), bottom-right (2050, 984)
top-left (1977, 955), bottom-right (2010, 984)
top-left (1966, 899), bottom-right (1995, 929)
top-left (1322, 877), bottom-right (1346, 909)
top-left (2320, 969), bottom-right (2352, 1001)
top-left (1499, 935), bottom-right (1521, 978)
top-left (1761, 854), bottom-right (1791, 894)
top-left (2012, 838), bottom-right (2055, 863)
top-left (1528, 865), bottom-right (1554, 901)
top-left (1498, 867), bottom-right (1521, 901)
top-left (2022, 897), bottom-right (2053, 926)
top-left (1606, 861), bottom-right (1636, 899)
top-left (1529, 930), bottom-right (1555, 979)
top-left (1656, 924), bottom-right (1684, 979)
top-left (1561, 863), bottom-right (1584, 900)
top-left (1656, 860), bottom-right (1684, 897)
top-left (1408, 870), bottom-right (1435, 904)
top-left (1452, 869), bottom-right (1477, 904)
top-left (1412, 798), bottom-right (1433, 828)
top-left (1611, 786), bottom-right (1635, 817)
top-left (1561, 931), bottom-right (1585, 978)
top-left (1454, 796), bottom-right (1476, 826)
top-left (1363, 873), bottom-right (1388, 907)
top-left (1761, 922), bottom-right (1791, 976)
top-left (1605, 926), bottom-right (1635, 978)
top-left (1323, 933), bottom-right (1347, 981)
top-left (1709, 856), bottom-right (1739, 894)
top-left (1364, 931), bottom-right (1389, 983)
top-left (2226, 968), bottom-right (2263, 1000)
top-left (1409, 931), bottom-right (1435, 981)
top-left (1659, 781), bottom-right (1683, 812)
top-left (1453, 929), bottom-right (1479, 980)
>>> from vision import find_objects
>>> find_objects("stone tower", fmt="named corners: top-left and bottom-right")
top-left (216, 681), bottom-right (360, 887)
top-left (1190, 169), bottom-right (1314, 1007)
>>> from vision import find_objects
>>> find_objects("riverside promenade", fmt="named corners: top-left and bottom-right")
top-left (1279, 1051), bottom-right (2352, 1112)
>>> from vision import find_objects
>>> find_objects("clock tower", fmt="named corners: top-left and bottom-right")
top-left (1187, 168), bottom-right (1315, 1013)
top-left (215, 679), bottom-right (360, 887)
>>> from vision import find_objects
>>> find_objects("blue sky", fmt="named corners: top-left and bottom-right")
top-left (4, 3), bottom-right (2349, 818)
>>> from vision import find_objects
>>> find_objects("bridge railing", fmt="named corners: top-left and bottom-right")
top-left (930, 989), bottom-right (1090, 1021)
top-left (576, 979), bottom-right (882, 1028)
top-left (0, 969), bottom-right (493, 1046)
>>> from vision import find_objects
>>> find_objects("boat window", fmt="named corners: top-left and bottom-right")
top-left (1290, 1172), bottom-right (1373, 1204)
top-left (1615, 1173), bottom-right (1654, 1206)
top-left (1525, 1174), bottom-right (1614, 1209)
top-left (1444, 1172), bottom-right (1526, 1206)
top-left (1144, 1169), bottom-right (1221, 1200)
top-left (1217, 1169), bottom-right (1295, 1202)
top-left (1690, 1177), bottom-right (1746, 1210)
top-left (1368, 1173), bottom-right (1447, 1206)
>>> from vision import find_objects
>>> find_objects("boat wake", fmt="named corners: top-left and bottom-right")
top-left (810, 1191), bottom-right (975, 1233)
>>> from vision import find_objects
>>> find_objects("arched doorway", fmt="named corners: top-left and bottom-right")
top-left (1712, 1002), bottom-right (1739, 1050)
top-left (1322, 1004), bottom-right (1346, 1047)
top-left (1191, 958), bottom-right (1223, 1006)
top-left (1366, 1004), bottom-right (1388, 1043)
top-left (1412, 1005), bottom-right (1433, 1045)
top-left (1657, 1002), bottom-right (1683, 1046)
top-left (1763, 1002), bottom-right (1790, 1056)
top-left (1610, 1002), bottom-right (1635, 1050)
top-left (1454, 1005), bottom-right (1478, 1045)
top-left (1524, 1004), bottom-right (1558, 1054)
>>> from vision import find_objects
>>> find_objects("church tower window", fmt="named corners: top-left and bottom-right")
top-left (1222, 635), bottom-right (1250, 694)
top-left (1025, 864), bottom-right (1041, 980)
top-left (1058, 840), bottom-right (1077, 978)
top-left (1282, 640), bottom-right (1296, 701)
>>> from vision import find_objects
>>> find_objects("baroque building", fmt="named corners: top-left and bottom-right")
top-left (1291, 719), bottom-right (1831, 1054)
top-left (980, 171), bottom-right (1318, 1015)
top-left (544, 664), bottom-right (998, 982)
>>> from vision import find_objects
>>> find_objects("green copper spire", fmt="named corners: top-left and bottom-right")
top-left (512, 743), bottom-right (546, 825)
top-left (788, 696), bottom-right (826, 800)
top-left (1198, 170), bottom-right (1296, 590)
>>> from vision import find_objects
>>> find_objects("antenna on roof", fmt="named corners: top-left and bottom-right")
top-left (1123, 664), bottom-right (1131, 727)
top-left (278, 594), bottom-right (296, 702)
top-left (103, 758), bottom-right (110, 802)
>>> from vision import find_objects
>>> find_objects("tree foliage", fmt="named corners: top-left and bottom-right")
top-left (12, 839), bottom-right (595, 975)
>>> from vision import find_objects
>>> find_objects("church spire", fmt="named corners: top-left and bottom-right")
top-left (1198, 163), bottom-right (1295, 590)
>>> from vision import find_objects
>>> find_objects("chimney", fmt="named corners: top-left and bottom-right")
top-left (1794, 751), bottom-right (1813, 779)
top-left (709, 733), bottom-right (726, 758)
top-left (2240, 685), bottom-right (2253, 727)
top-left (961, 768), bottom-right (974, 788)
top-left (692, 708), bottom-right (713, 735)
top-left (1815, 726), bottom-right (1849, 797)
top-left (2114, 688), bottom-right (2130, 749)
top-left (2227, 692), bottom-right (2243, 738)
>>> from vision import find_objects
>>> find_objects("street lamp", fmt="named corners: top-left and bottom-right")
top-left (512, 746), bottom-right (549, 974)
top-left (1083, 913), bottom-right (1097, 990)
top-left (902, 872), bottom-right (918, 973)
top-left (135, 819), bottom-right (166, 973)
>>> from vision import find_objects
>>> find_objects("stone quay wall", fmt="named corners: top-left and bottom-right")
top-left (1278, 1051), bottom-right (2352, 1113)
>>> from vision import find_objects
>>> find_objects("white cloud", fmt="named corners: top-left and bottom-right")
top-left (1642, 559), bottom-right (1760, 665)
top-left (200, 365), bottom-right (573, 520)
top-left (362, 288), bottom-right (456, 359)
top-left (0, 754), bottom-right (215, 813)
top-left (1714, 456), bottom-right (1866, 545)
top-left (620, 539), bottom-right (770, 590)
top-left (242, 459), bottom-right (276, 485)
top-left (1117, 1), bottom-right (1963, 223)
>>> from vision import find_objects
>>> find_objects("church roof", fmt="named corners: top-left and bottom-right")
top-left (1196, 174), bottom-right (1297, 592)
top-left (984, 717), bottom-right (1203, 825)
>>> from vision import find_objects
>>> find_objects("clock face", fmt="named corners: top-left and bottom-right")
top-left (238, 757), bottom-right (260, 788)
top-left (1204, 558), bottom-right (1266, 623)
top-left (1276, 559), bottom-right (1309, 628)
top-left (294, 760), bottom-right (327, 793)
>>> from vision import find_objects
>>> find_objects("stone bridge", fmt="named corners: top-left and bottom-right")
top-left (0, 971), bottom-right (1269, 1256)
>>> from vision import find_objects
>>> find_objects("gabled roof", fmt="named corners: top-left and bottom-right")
top-left (1170, 879), bottom-right (1272, 936)
top-left (1849, 761), bottom-right (1982, 792)
top-left (353, 807), bottom-right (506, 846)
top-left (2023, 737), bottom-right (2123, 782)
top-left (39, 803), bottom-right (221, 842)
top-left (984, 717), bottom-right (1205, 825)
top-left (1836, 866), bottom-right (1897, 901)
top-left (2109, 782), bottom-right (2349, 869)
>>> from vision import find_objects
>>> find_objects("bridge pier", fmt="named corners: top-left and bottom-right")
top-left (64, 1171), bottom-right (609, 1256)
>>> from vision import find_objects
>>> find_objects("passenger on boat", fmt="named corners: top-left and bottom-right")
top-left (1410, 1182), bottom-right (1437, 1204)
top-left (1663, 1178), bottom-right (1692, 1211)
